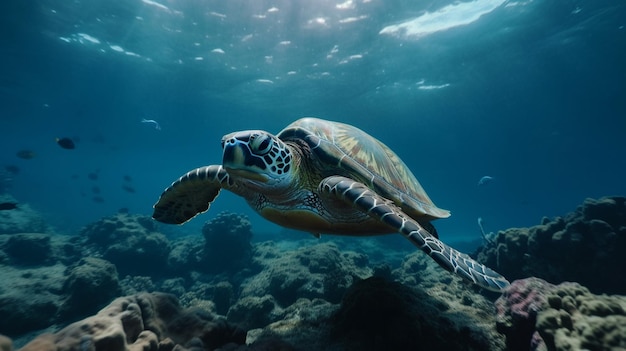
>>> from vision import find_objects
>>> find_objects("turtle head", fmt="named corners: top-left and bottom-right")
top-left (221, 130), bottom-right (294, 188)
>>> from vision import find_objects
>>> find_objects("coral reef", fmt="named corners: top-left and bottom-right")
top-left (6, 196), bottom-right (626, 350)
top-left (0, 264), bottom-right (65, 336)
top-left (537, 281), bottom-right (626, 351)
top-left (18, 292), bottom-right (246, 351)
top-left (79, 213), bottom-right (171, 276)
top-left (475, 196), bottom-right (626, 294)
top-left (239, 242), bottom-right (371, 306)
top-left (3, 233), bottom-right (53, 266)
top-left (58, 257), bottom-right (122, 320)
top-left (495, 278), bottom-right (626, 351)
top-left (495, 278), bottom-right (554, 351)
top-left (200, 212), bottom-right (253, 274)
top-left (331, 276), bottom-right (499, 351)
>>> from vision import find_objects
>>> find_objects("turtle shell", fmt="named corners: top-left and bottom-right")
top-left (277, 118), bottom-right (450, 220)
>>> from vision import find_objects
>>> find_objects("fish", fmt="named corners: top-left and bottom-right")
top-left (123, 175), bottom-right (132, 182)
top-left (478, 175), bottom-right (494, 186)
top-left (141, 118), bottom-right (161, 130)
top-left (56, 137), bottom-right (76, 149)
top-left (122, 185), bottom-right (136, 193)
top-left (16, 150), bottom-right (36, 159)
top-left (0, 202), bottom-right (18, 210)
top-left (87, 172), bottom-right (99, 181)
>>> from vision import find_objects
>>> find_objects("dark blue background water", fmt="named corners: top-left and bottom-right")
top-left (2, 0), bottom-right (625, 241)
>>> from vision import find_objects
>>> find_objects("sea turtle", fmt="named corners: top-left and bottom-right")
top-left (153, 117), bottom-right (510, 292)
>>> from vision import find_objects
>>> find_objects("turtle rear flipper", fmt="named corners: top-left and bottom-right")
top-left (319, 175), bottom-right (510, 292)
top-left (153, 165), bottom-right (230, 224)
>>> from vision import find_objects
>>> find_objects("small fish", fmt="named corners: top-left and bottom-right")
top-left (0, 202), bottom-right (18, 211)
top-left (56, 137), bottom-right (76, 149)
top-left (92, 196), bottom-right (104, 203)
top-left (16, 150), bottom-right (36, 159)
top-left (123, 175), bottom-right (132, 182)
top-left (478, 175), bottom-right (494, 186)
top-left (87, 171), bottom-right (99, 181)
top-left (141, 118), bottom-right (161, 130)
top-left (118, 207), bottom-right (130, 214)
top-left (122, 185), bottom-right (136, 193)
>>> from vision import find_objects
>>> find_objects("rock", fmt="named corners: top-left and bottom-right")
top-left (58, 257), bottom-right (122, 321)
top-left (331, 276), bottom-right (500, 351)
top-left (0, 335), bottom-right (12, 351)
top-left (200, 212), bottom-right (253, 274)
top-left (240, 242), bottom-right (372, 306)
top-left (245, 298), bottom-right (337, 350)
top-left (0, 264), bottom-right (65, 336)
top-left (18, 292), bottom-right (246, 351)
top-left (80, 214), bottom-right (171, 276)
top-left (475, 196), bottom-right (626, 294)
top-left (227, 295), bottom-right (277, 330)
top-left (167, 238), bottom-right (203, 275)
top-left (3, 233), bottom-right (53, 266)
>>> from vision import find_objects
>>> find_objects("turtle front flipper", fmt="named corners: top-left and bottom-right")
top-left (319, 176), bottom-right (510, 292)
top-left (153, 165), bottom-right (231, 224)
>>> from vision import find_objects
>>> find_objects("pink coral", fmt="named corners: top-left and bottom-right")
top-left (495, 278), bottom-right (555, 351)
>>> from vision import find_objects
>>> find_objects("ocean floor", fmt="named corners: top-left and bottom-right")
top-left (0, 196), bottom-right (625, 351)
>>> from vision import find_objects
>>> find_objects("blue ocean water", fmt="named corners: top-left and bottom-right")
top-left (1, 0), bottom-right (624, 242)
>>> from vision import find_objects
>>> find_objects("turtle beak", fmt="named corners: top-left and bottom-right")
top-left (222, 139), bottom-right (271, 183)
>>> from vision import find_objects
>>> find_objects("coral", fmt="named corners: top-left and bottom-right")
top-left (475, 196), bottom-right (626, 294)
top-left (536, 282), bottom-right (626, 351)
top-left (227, 295), bottom-right (277, 330)
top-left (175, 280), bottom-right (238, 319)
top-left (3, 233), bottom-right (53, 266)
top-left (495, 278), bottom-right (554, 351)
top-left (200, 212), bottom-right (253, 274)
top-left (331, 276), bottom-right (499, 351)
top-left (167, 238), bottom-right (203, 274)
top-left (80, 214), bottom-right (171, 276)
top-left (495, 278), bottom-right (626, 351)
top-left (0, 195), bottom-right (48, 234)
top-left (18, 292), bottom-right (246, 351)
top-left (0, 264), bottom-right (65, 336)
top-left (240, 242), bottom-right (371, 306)
top-left (58, 257), bottom-right (122, 321)
top-left (120, 275), bottom-right (157, 295)
top-left (245, 298), bottom-right (337, 350)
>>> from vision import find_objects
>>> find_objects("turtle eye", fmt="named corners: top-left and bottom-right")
top-left (250, 134), bottom-right (273, 155)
